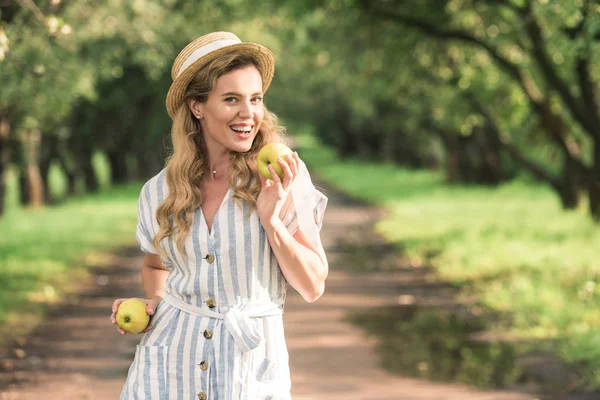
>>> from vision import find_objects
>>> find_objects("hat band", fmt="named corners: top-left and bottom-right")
top-left (177, 39), bottom-right (241, 78)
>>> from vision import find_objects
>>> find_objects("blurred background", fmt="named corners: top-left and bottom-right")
top-left (1, 0), bottom-right (600, 398)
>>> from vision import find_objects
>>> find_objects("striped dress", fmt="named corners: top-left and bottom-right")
top-left (120, 169), bottom-right (327, 400)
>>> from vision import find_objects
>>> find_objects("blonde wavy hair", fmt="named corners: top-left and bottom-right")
top-left (153, 53), bottom-right (286, 260)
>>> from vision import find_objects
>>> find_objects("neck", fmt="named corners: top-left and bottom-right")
top-left (207, 158), bottom-right (230, 181)
top-left (202, 133), bottom-right (231, 181)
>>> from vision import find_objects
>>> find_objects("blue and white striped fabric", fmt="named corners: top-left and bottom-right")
top-left (120, 168), bottom-right (327, 400)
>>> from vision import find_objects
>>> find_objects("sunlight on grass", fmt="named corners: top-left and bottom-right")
top-left (0, 154), bottom-right (139, 347)
top-left (294, 130), bottom-right (600, 386)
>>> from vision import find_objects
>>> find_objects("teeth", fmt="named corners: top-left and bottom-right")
top-left (231, 126), bottom-right (252, 133)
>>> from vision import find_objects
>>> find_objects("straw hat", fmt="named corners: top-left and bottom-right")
top-left (165, 31), bottom-right (275, 119)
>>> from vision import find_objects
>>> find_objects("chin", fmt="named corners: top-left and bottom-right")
top-left (230, 141), bottom-right (254, 154)
top-left (231, 134), bottom-right (256, 152)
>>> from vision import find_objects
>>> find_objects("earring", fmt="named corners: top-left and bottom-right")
top-left (195, 114), bottom-right (202, 120)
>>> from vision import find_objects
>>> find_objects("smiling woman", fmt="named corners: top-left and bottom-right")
top-left (189, 65), bottom-right (266, 155)
top-left (110, 32), bottom-right (329, 400)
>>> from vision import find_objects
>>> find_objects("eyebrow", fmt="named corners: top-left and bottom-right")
top-left (220, 92), bottom-right (263, 97)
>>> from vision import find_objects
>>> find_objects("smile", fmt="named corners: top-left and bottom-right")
top-left (230, 125), bottom-right (253, 133)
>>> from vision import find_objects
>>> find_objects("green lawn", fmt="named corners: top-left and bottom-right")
top-left (2, 135), bottom-right (600, 387)
top-left (0, 155), bottom-right (140, 346)
top-left (294, 131), bottom-right (600, 388)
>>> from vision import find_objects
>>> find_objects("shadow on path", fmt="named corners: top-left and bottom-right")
top-left (0, 180), bottom-right (597, 399)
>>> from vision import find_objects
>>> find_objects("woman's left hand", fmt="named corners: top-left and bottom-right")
top-left (257, 152), bottom-right (300, 226)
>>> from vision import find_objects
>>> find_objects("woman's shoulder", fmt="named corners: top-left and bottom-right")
top-left (139, 168), bottom-right (169, 200)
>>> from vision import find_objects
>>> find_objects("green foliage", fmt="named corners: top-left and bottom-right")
top-left (296, 130), bottom-right (600, 388)
top-left (0, 161), bottom-right (139, 347)
top-left (2, 0), bottom-right (600, 389)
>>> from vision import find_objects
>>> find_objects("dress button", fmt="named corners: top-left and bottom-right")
top-left (199, 360), bottom-right (209, 371)
top-left (197, 392), bottom-right (207, 400)
top-left (205, 254), bottom-right (215, 264)
top-left (203, 329), bottom-right (213, 339)
top-left (206, 298), bottom-right (216, 308)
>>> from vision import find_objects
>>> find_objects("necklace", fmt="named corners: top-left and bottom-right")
top-left (209, 160), bottom-right (229, 179)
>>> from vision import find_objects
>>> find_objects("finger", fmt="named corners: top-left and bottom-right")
top-left (146, 301), bottom-right (157, 315)
top-left (259, 173), bottom-right (269, 188)
top-left (142, 324), bottom-right (153, 333)
top-left (286, 154), bottom-right (298, 177)
top-left (293, 151), bottom-right (301, 168)
top-left (278, 157), bottom-right (293, 189)
top-left (118, 327), bottom-right (127, 336)
top-left (268, 164), bottom-right (281, 183)
top-left (112, 299), bottom-right (124, 313)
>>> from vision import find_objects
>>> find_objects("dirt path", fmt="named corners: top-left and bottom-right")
top-left (0, 180), bottom-right (544, 399)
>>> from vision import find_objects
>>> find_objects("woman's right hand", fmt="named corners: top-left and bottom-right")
top-left (109, 297), bottom-right (159, 336)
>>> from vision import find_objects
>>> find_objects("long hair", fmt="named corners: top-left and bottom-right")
top-left (153, 53), bottom-right (285, 260)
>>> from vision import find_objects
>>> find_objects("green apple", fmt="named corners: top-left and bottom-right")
top-left (257, 143), bottom-right (293, 180)
top-left (116, 299), bottom-right (150, 334)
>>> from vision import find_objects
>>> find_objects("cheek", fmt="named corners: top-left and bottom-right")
top-left (254, 108), bottom-right (265, 124)
top-left (206, 105), bottom-right (234, 124)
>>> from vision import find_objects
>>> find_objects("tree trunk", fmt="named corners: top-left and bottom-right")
top-left (18, 168), bottom-right (27, 206)
top-left (23, 129), bottom-right (44, 208)
top-left (80, 151), bottom-right (99, 193)
top-left (39, 134), bottom-right (59, 204)
top-left (557, 160), bottom-right (582, 210)
top-left (589, 139), bottom-right (600, 220)
top-left (473, 126), bottom-right (504, 184)
top-left (135, 152), bottom-right (162, 180)
top-left (435, 128), bottom-right (460, 183)
top-left (27, 163), bottom-right (44, 207)
top-left (57, 149), bottom-right (78, 196)
top-left (107, 149), bottom-right (128, 184)
top-left (0, 113), bottom-right (11, 216)
top-left (556, 182), bottom-right (579, 210)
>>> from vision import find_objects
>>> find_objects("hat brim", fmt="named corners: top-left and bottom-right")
top-left (165, 43), bottom-right (275, 119)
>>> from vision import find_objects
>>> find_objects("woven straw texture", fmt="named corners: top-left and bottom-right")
top-left (165, 32), bottom-right (275, 119)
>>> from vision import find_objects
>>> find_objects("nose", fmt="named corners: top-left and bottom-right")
top-left (238, 100), bottom-right (254, 119)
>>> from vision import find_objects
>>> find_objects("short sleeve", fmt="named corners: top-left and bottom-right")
top-left (135, 183), bottom-right (159, 254)
top-left (280, 160), bottom-right (328, 247)
top-left (281, 188), bottom-right (328, 235)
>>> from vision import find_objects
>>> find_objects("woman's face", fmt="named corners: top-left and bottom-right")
top-left (195, 65), bottom-right (265, 155)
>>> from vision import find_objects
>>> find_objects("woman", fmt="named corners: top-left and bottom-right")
top-left (110, 32), bottom-right (329, 399)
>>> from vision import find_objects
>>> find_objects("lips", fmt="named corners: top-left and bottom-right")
top-left (230, 125), bottom-right (253, 139)
top-left (230, 125), bottom-right (253, 133)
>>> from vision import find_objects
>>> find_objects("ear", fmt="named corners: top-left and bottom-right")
top-left (188, 99), bottom-right (204, 119)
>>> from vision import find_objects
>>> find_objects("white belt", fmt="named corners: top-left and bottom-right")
top-left (162, 294), bottom-right (283, 353)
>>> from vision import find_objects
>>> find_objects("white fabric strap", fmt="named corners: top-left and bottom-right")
top-left (177, 39), bottom-right (241, 78)
top-left (162, 294), bottom-right (283, 353)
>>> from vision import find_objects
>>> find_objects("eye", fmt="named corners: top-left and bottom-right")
top-left (224, 97), bottom-right (237, 103)
top-left (251, 96), bottom-right (263, 103)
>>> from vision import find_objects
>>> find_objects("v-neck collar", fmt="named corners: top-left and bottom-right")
top-left (201, 187), bottom-right (232, 237)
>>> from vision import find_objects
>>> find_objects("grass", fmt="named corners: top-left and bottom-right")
top-left (294, 130), bottom-right (600, 388)
top-left (0, 154), bottom-right (140, 347)
top-left (2, 132), bottom-right (600, 388)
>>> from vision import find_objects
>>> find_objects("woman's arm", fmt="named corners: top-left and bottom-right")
top-left (257, 152), bottom-right (328, 302)
top-left (110, 254), bottom-right (168, 335)
top-left (142, 254), bottom-right (169, 302)
top-left (263, 218), bottom-right (328, 303)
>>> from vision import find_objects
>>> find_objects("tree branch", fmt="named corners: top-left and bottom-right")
top-left (521, 6), bottom-right (596, 137)
top-left (574, 1), bottom-right (600, 139)
top-left (576, 60), bottom-right (600, 136)
top-left (464, 90), bottom-right (560, 185)
top-left (15, 0), bottom-right (46, 25)
top-left (378, 6), bottom-right (591, 177)
top-left (371, 7), bottom-right (548, 106)
top-left (476, 0), bottom-right (525, 14)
